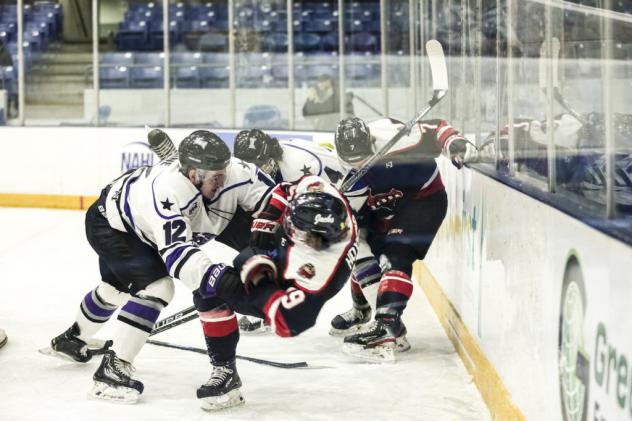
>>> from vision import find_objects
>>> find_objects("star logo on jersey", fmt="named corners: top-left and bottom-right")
top-left (300, 164), bottom-right (312, 176)
top-left (238, 160), bottom-right (251, 169)
top-left (161, 198), bottom-right (174, 210)
top-left (298, 263), bottom-right (315, 279)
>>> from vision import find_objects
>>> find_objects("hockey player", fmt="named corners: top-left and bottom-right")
top-left (330, 117), bottom-right (475, 361)
top-left (232, 128), bottom-right (347, 332)
top-left (45, 130), bottom-right (275, 403)
top-left (192, 175), bottom-right (358, 410)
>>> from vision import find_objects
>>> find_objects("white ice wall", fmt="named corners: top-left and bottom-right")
top-left (426, 159), bottom-right (632, 421)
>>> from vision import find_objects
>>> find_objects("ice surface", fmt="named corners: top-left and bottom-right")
top-left (0, 208), bottom-right (490, 421)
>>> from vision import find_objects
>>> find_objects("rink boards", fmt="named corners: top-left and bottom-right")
top-left (421, 159), bottom-right (632, 421)
top-left (1, 127), bottom-right (631, 420)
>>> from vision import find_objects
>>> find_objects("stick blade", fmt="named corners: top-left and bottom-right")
top-left (426, 40), bottom-right (448, 92)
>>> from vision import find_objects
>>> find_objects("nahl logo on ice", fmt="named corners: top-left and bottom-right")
top-left (121, 141), bottom-right (155, 172)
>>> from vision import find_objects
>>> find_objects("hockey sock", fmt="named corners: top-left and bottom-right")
top-left (199, 306), bottom-right (239, 365)
top-left (375, 270), bottom-right (414, 324)
top-left (112, 296), bottom-right (166, 363)
top-left (354, 257), bottom-right (382, 313)
top-left (75, 282), bottom-right (127, 342)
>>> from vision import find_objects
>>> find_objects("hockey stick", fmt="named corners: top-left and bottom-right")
top-left (539, 38), bottom-right (587, 125)
top-left (149, 305), bottom-right (198, 336)
top-left (146, 339), bottom-right (309, 369)
top-left (340, 39), bottom-right (449, 192)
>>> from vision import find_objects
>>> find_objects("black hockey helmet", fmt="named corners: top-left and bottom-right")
top-left (334, 117), bottom-right (374, 165)
top-left (284, 192), bottom-right (350, 249)
top-left (233, 129), bottom-right (283, 178)
top-left (234, 129), bottom-right (283, 165)
top-left (178, 130), bottom-right (231, 174)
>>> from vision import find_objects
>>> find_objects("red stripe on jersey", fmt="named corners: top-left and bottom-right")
top-left (263, 290), bottom-right (292, 337)
top-left (201, 316), bottom-right (238, 338)
top-left (415, 173), bottom-right (445, 199)
top-left (378, 270), bottom-right (414, 298)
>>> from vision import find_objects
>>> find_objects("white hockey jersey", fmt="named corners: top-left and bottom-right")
top-left (276, 139), bottom-right (346, 186)
top-left (104, 157), bottom-right (274, 291)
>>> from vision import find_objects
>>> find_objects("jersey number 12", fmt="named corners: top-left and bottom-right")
top-left (163, 220), bottom-right (186, 244)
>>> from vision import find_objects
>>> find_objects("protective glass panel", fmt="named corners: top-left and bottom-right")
top-left (554, 1), bottom-right (607, 215)
top-left (385, 0), bottom-right (413, 123)
top-left (0, 0), bottom-right (18, 122)
top-left (94, 0), bottom-right (166, 126)
top-left (608, 1), bottom-right (632, 217)
top-left (168, 0), bottom-right (228, 127)
top-left (234, 0), bottom-right (287, 130)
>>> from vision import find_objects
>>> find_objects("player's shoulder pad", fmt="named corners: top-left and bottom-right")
top-left (151, 163), bottom-right (200, 217)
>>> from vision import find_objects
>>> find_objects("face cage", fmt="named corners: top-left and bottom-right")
top-left (195, 162), bottom-right (230, 184)
top-left (257, 157), bottom-right (280, 180)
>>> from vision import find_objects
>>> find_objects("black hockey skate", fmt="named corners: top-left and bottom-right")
top-left (42, 323), bottom-right (112, 363)
top-left (197, 359), bottom-right (245, 411)
top-left (341, 319), bottom-right (411, 363)
top-left (89, 350), bottom-right (144, 404)
top-left (329, 305), bottom-right (371, 336)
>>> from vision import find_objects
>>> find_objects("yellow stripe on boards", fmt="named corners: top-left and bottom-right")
top-left (0, 194), bottom-right (98, 210)
top-left (414, 261), bottom-right (525, 421)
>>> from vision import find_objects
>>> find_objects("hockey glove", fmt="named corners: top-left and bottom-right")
top-left (233, 247), bottom-right (279, 293)
top-left (198, 264), bottom-right (241, 299)
top-left (249, 218), bottom-right (280, 250)
top-left (447, 136), bottom-right (479, 169)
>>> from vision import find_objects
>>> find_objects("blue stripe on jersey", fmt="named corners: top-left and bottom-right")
top-left (256, 168), bottom-right (276, 187)
top-left (205, 179), bottom-right (252, 205)
top-left (122, 173), bottom-right (143, 229)
top-left (165, 244), bottom-right (192, 273)
top-left (343, 170), bottom-right (369, 194)
top-left (180, 192), bottom-right (202, 213)
top-left (282, 143), bottom-right (323, 176)
top-left (150, 177), bottom-right (188, 220)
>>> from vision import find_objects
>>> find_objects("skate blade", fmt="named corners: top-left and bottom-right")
top-left (200, 389), bottom-right (245, 411)
top-left (341, 343), bottom-right (396, 363)
top-left (0, 335), bottom-right (7, 349)
top-left (88, 381), bottom-right (140, 404)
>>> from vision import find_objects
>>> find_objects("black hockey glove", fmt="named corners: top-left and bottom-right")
top-left (447, 136), bottom-right (478, 169)
top-left (233, 247), bottom-right (279, 293)
top-left (198, 264), bottom-right (241, 300)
